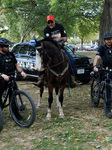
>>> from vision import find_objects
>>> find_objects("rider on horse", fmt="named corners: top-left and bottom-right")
top-left (35, 15), bottom-right (81, 88)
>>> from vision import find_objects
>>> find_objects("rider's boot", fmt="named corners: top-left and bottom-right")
top-left (70, 75), bottom-right (82, 88)
top-left (34, 74), bottom-right (44, 87)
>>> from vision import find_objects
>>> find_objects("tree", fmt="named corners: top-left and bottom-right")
top-left (99, 0), bottom-right (112, 46)
top-left (0, 0), bottom-right (104, 43)
top-left (74, 17), bottom-right (99, 48)
top-left (50, 0), bottom-right (104, 44)
top-left (0, 0), bottom-right (50, 42)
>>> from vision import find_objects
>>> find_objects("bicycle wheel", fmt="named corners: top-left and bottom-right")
top-left (0, 107), bottom-right (3, 132)
top-left (103, 83), bottom-right (112, 118)
top-left (10, 90), bottom-right (36, 127)
top-left (91, 78), bottom-right (100, 107)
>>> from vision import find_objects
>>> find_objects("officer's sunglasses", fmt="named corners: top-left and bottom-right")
top-left (48, 20), bottom-right (54, 24)
top-left (3, 45), bottom-right (9, 47)
top-left (105, 38), bottom-right (112, 41)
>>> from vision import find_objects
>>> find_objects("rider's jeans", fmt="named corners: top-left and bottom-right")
top-left (62, 48), bottom-right (76, 76)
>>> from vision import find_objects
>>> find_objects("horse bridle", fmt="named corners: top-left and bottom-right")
top-left (37, 42), bottom-right (69, 77)
top-left (40, 42), bottom-right (65, 69)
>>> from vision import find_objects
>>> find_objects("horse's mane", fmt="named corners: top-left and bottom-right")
top-left (35, 38), bottom-right (64, 63)
top-left (42, 37), bottom-right (60, 48)
top-left (35, 37), bottom-right (60, 49)
top-left (43, 40), bottom-right (62, 62)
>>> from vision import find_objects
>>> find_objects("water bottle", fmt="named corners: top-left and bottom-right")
top-left (2, 89), bottom-right (8, 100)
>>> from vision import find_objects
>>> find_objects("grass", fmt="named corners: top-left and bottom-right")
top-left (77, 50), bottom-right (96, 60)
top-left (0, 51), bottom-right (112, 150)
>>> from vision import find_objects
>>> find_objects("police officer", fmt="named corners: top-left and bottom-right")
top-left (0, 38), bottom-right (26, 119)
top-left (35, 15), bottom-right (81, 87)
top-left (93, 33), bottom-right (112, 72)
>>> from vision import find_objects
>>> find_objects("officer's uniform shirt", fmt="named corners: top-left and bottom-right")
top-left (0, 52), bottom-right (17, 100)
top-left (44, 23), bottom-right (67, 39)
top-left (96, 44), bottom-right (112, 68)
top-left (0, 52), bottom-right (17, 75)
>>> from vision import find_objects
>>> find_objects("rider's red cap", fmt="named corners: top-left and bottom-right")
top-left (46, 15), bottom-right (55, 22)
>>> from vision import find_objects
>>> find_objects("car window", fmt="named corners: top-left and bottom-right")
top-left (12, 44), bottom-right (36, 56)
top-left (12, 45), bottom-right (21, 54)
top-left (64, 45), bottom-right (74, 54)
top-left (19, 47), bottom-right (28, 54)
top-left (28, 45), bottom-right (36, 56)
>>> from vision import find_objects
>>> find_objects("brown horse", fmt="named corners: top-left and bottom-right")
top-left (35, 39), bottom-right (69, 120)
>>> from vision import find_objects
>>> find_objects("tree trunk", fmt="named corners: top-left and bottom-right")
top-left (81, 38), bottom-right (84, 50)
top-left (99, 0), bottom-right (112, 46)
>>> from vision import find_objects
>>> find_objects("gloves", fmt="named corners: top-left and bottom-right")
top-left (53, 38), bottom-right (65, 47)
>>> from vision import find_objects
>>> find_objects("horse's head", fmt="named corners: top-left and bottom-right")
top-left (35, 39), bottom-right (64, 70)
top-left (35, 40), bottom-right (52, 70)
top-left (34, 40), bottom-right (44, 71)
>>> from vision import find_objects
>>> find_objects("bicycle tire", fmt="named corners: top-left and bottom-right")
top-left (103, 83), bottom-right (112, 119)
top-left (0, 107), bottom-right (3, 132)
top-left (10, 90), bottom-right (36, 127)
top-left (91, 78), bottom-right (100, 107)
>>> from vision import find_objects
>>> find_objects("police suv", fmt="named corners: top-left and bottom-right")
top-left (11, 42), bottom-right (38, 78)
top-left (11, 42), bottom-right (93, 83)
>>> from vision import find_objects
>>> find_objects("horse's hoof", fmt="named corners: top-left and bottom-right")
top-left (46, 117), bottom-right (51, 121)
top-left (59, 115), bottom-right (64, 118)
top-left (37, 105), bottom-right (40, 109)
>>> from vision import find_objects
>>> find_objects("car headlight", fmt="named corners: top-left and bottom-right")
top-left (89, 58), bottom-right (93, 65)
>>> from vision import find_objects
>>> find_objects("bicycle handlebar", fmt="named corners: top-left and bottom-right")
top-left (93, 65), bottom-right (112, 72)
top-left (93, 65), bottom-right (112, 81)
top-left (0, 73), bottom-right (23, 81)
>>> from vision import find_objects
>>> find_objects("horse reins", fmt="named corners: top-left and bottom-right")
top-left (40, 42), bottom-right (69, 77)
top-left (49, 63), bottom-right (69, 77)
top-left (41, 42), bottom-right (65, 68)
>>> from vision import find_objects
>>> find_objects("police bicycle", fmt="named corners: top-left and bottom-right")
top-left (0, 74), bottom-right (36, 131)
top-left (91, 65), bottom-right (112, 118)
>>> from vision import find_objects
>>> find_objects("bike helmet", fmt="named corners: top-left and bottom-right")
top-left (46, 15), bottom-right (55, 22)
top-left (0, 38), bottom-right (11, 47)
top-left (103, 33), bottom-right (112, 39)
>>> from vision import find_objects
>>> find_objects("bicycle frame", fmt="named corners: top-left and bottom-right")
top-left (2, 76), bottom-right (18, 109)
top-left (100, 69), bottom-right (112, 95)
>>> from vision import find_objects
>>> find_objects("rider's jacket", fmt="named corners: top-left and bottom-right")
top-left (96, 44), bottom-right (112, 68)
top-left (0, 52), bottom-right (17, 75)
top-left (44, 23), bottom-right (67, 40)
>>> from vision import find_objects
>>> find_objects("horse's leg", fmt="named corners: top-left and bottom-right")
top-left (59, 85), bottom-right (66, 118)
top-left (55, 86), bottom-right (60, 107)
top-left (37, 85), bottom-right (44, 108)
top-left (46, 86), bottom-right (53, 120)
